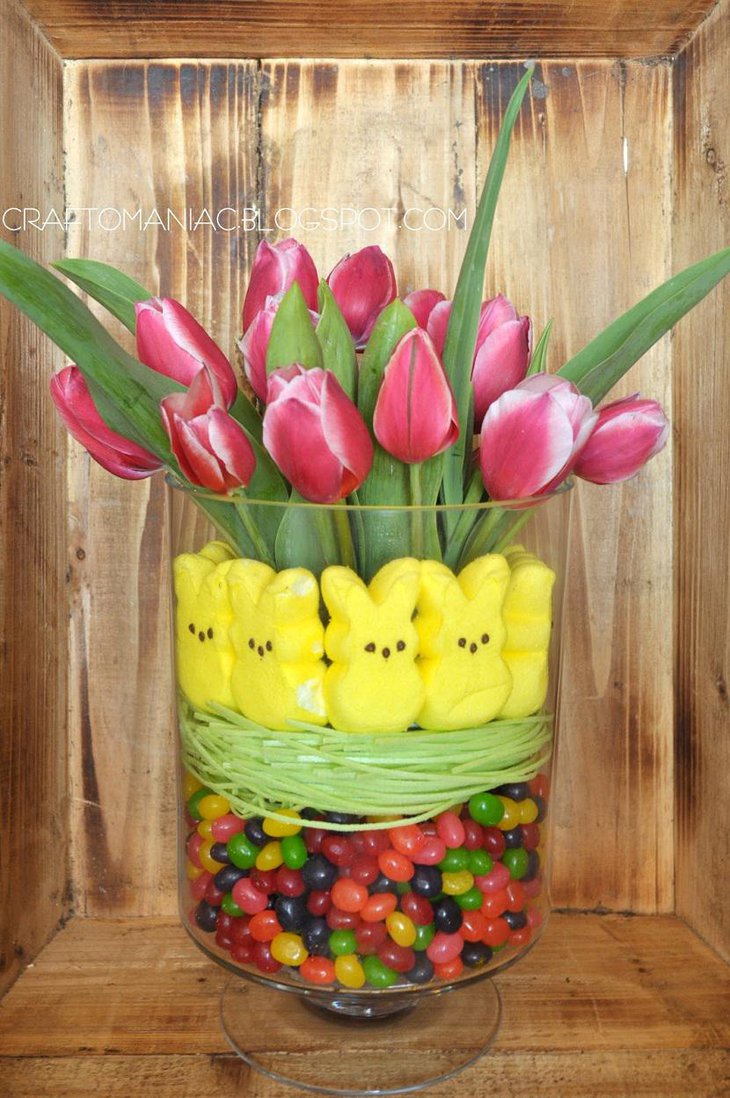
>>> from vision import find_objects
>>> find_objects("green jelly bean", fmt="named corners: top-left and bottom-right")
top-left (413, 923), bottom-right (435, 952)
top-left (281, 833), bottom-right (308, 869)
top-left (329, 929), bottom-right (357, 957)
top-left (221, 892), bottom-right (245, 917)
top-left (502, 847), bottom-right (529, 880)
top-left (455, 886), bottom-right (483, 910)
top-left (187, 787), bottom-right (215, 822)
top-left (363, 955), bottom-right (398, 988)
top-left (468, 792), bottom-right (504, 827)
top-left (438, 848), bottom-right (469, 873)
top-left (467, 849), bottom-right (493, 876)
top-left (227, 832), bottom-right (259, 869)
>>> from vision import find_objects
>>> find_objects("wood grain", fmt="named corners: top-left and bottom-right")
top-left (18, 0), bottom-right (722, 62)
top-left (63, 61), bottom-right (260, 916)
top-left (0, 0), bottom-right (68, 995)
top-left (673, 0), bottom-right (730, 962)
top-left (0, 915), bottom-right (727, 1096)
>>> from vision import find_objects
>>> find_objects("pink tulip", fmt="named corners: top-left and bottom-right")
top-left (404, 290), bottom-right (451, 356)
top-left (242, 238), bottom-right (319, 332)
top-left (50, 366), bottom-right (162, 479)
top-left (574, 394), bottom-right (669, 484)
top-left (479, 373), bottom-right (597, 500)
top-left (239, 294), bottom-right (319, 403)
top-left (263, 366), bottom-right (373, 503)
top-left (160, 367), bottom-right (256, 493)
top-left (373, 328), bottom-right (459, 464)
top-left (327, 246), bottom-right (397, 348)
top-left (135, 297), bottom-right (238, 408)
top-left (472, 295), bottom-right (531, 423)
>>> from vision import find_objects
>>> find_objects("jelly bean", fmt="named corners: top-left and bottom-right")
top-left (186, 860), bottom-right (205, 881)
top-left (263, 810), bottom-right (302, 838)
top-left (331, 878), bottom-right (369, 913)
top-left (198, 794), bottom-right (231, 821)
top-left (190, 871), bottom-right (212, 901)
top-left (214, 866), bottom-right (247, 895)
top-left (360, 893), bottom-right (398, 923)
top-left (215, 930), bottom-right (234, 951)
top-left (378, 849), bottom-right (414, 883)
top-left (199, 840), bottom-right (226, 875)
top-left (359, 829), bottom-right (391, 855)
top-left (250, 868), bottom-right (278, 894)
top-left (467, 849), bottom-right (493, 877)
top-left (438, 848), bottom-right (469, 873)
top-left (187, 787), bottom-right (215, 821)
top-left (502, 826), bottom-right (523, 849)
top-left (182, 772), bottom-right (203, 801)
top-left (427, 931), bottom-right (462, 965)
top-left (434, 955), bottom-right (464, 981)
top-left (355, 921), bottom-right (388, 955)
top-left (369, 872), bottom-right (398, 894)
top-left (210, 841), bottom-right (231, 864)
top-left (275, 895), bottom-right (309, 931)
top-left (497, 781), bottom-right (531, 802)
top-left (505, 880), bottom-right (526, 912)
top-left (483, 827), bottom-right (507, 860)
top-left (280, 834), bottom-right (308, 870)
top-left (187, 833), bottom-right (204, 869)
top-left (329, 929), bottom-right (357, 956)
top-left (436, 811), bottom-right (466, 850)
top-left (503, 910), bottom-right (527, 930)
top-left (378, 940), bottom-right (415, 973)
top-left (496, 797), bottom-right (521, 831)
top-left (244, 818), bottom-right (267, 847)
top-left (249, 910), bottom-right (282, 942)
top-left (442, 870), bottom-right (474, 896)
top-left (455, 886), bottom-right (483, 911)
top-left (232, 878), bottom-right (269, 915)
top-left (532, 795), bottom-right (547, 823)
top-left (350, 856), bottom-right (380, 886)
top-left (460, 910), bottom-right (488, 942)
top-left (509, 927), bottom-right (532, 948)
top-left (461, 819), bottom-right (484, 850)
top-left (530, 773), bottom-right (550, 800)
top-left (461, 941), bottom-right (493, 968)
top-left (389, 824), bottom-right (426, 858)
top-left (412, 836), bottom-right (447, 866)
top-left (253, 940), bottom-right (282, 973)
top-left (481, 889), bottom-right (509, 918)
top-left (195, 900), bottom-right (219, 933)
top-left (212, 813), bottom-right (246, 842)
top-left (412, 922), bottom-right (435, 952)
top-left (322, 835), bottom-right (355, 867)
top-left (231, 939), bottom-right (255, 964)
top-left (468, 792), bottom-right (504, 827)
top-left (433, 897), bottom-right (463, 934)
top-left (326, 906), bottom-right (360, 931)
top-left (301, 956), bottom-right (336, 985)
top-left (197, 820), bottom-right (214, 840)
top-left (475, 863), bottom-right (511, 893)
top-left (399, 892), bottom-right (433, 926)
top-left (335, 954), bottom-right (366, 989)
top-left (204, 880), bottom-right (225, 906)
top-left (518, 799), bottom-right (539, 825)
top-left (521, 823), bottom-right (540, 851)
top-left (276, 866), bottom-right (306, 897)
top-left (221, 892), bottom-right (245, 918)
top-left (304, 827), bottom-right (327, 854)
top-left (503, 848), bottom-right (529, 880)
top-left (231, 919), bottom-right (253, 944)
top-left (306, 890), bottom-right (332, 917)
top-left (523, 851), bottom-right (541, 881)
top-left (227, 833), bottom-right (259, 870)
top-left (527, 908), bottom-right (543, 929)
top-left (362, 955), bottom-right (398, 988)
top-left (522, 877), bottom-right (542, 900)
top-left (410, 865), bottom-right (443, 898)
top-left (482, 917), bottom-right (511, 947)
top-left (256, 841), bottom-right (283, 871)
top-left (301, 853), bottom-right (338, 891)
top-left (406, 954), bottom-right (435, 984)
top-left (303, 918), bottom-right (331, 955)
top-left (386, 911), bottom-right (417, 947)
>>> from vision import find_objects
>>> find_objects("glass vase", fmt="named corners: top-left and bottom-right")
top-left (170, 484), bottom-right (572, 1095)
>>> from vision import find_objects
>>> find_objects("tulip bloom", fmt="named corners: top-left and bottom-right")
top-left (471, 295), bottom-right (531, 423)
top-left (135, 297), bottom-right (238, 408)
top-left (242, 238), bottom-right (319, 332)
top-left (50, 366), bottom-right (162, 479)
top-left (373, 329), bottom-right (459, 464)
top-left (161, 367), bottom-right (256, 493)
top-left (404, 289), bottom-right (451, 356)
top-left (327, 246), bottom-right (397, 348)
top-left (479, 373), bottom-right (597, 500)
top-left (239, 294), bottom-right (319, 402)
top-left (574, 394), bottom-right (669, 484)
top-left (263, 366), bottom-right (373, 503)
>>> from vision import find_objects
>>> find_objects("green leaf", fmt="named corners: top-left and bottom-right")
top-left (357, 299), bottom-right (417, 427)
top-left (527, 319), bottom-right (553, 376)
top-left (53, 258), bottom-right (153, 333)
top-left (441, 66), bottom-right (534, 506)
top-left (558, 247), bottom-right (730, 404)
top-left (316, 280), bottom-right (357, 400)
top-left (0, 240), bottom-right (175, 460)
top-left (266, 282), bottom-right (323, 373)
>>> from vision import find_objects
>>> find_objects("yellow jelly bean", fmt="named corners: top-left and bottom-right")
top-left (182, 772), bottom-right (203, 801)
top-left (256, 840), bottom-right (284, 871)
top-left (185, 859), bottom-right (205, 881)
top-left (262, 809), bottom-right (302, 838)
top-left (197, 819), bottom-right (214, 840)
top-left (386, 912), bottom-right (417, 947)
top-left (366, 814), bottom-right (400, 824)
top-left (198, 794), bottom-right (231, 821)
top-left (441, 870), bottom-right (475, 896)
top-left (199, 839), bottom-right (226, 874)
top-left (335, 954), bottom-right (366, 989)
top-left (519, 799), bottom-right (539, 824)
top-left (270, 932), bottom-right (308, 967)
top-left (497, 796), bottom-right (521, 830)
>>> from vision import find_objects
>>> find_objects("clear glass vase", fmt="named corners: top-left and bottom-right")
top-left (170, 483), bottom-right (572, 1095)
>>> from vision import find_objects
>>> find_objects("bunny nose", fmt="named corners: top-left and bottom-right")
top-left (382, 647), bottom-right (391, 659)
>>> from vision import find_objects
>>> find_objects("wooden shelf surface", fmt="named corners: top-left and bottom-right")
top-left (0, 914), bottom-right (728, 1095)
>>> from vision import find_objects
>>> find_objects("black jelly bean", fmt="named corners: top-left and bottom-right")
top-left (368, 873), bottom-right (398, 894)
top-left (406, 954), bottom-right (435, 984)
top-left (244, 818), bottom-right (268, 847)
top-left (532, 795), bottom-right (547, 823)
top-left (302, 917), bottom-right (331, 955)
top-left (300, 807), bottom-right (320, 820)
top-left (210, 841), bottom-right (231, 864)
top-left (522, 850), bottom-right (540, 882)
top-left (275, 894), bottom-right (309, 931)
top-left (503, 910), bottom-right (528, 930)
top-left (213, 864), bottom-right (248, 892)
top-left (496, 782), bottom-right (531, 802)
top-left (195, 900), bottom-right (219, 933)
top-left (410, 866), bottom-right (443, 898)
top-left (461, 941), bottom-right (493, 967)
top-left (301, 853), bottom-right (338, 891)
top-left (433, 897), bottom-right (463, 933)
top-left (502, 826), bottom-right (524, 849)
top-left (325, 811), bottom-right (361, 825)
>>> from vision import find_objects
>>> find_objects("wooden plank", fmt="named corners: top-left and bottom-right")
top-left (0, 0), bottom-right (67, 995)
top-left (0, 915), bottom-right (727, 1098)
top-left (63, 61), bottom-right (260, 916)
top-left (673, 0), bottom-right (730, 962)
top-left (476, 63), bottom-right (675, 912)
top-left (18, 0), bottom-right (722, 62)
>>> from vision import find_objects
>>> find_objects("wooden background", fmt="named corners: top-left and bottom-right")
top-left (2, 0), bottom-right (729, 998)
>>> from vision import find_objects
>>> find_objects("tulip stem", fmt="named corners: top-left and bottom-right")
top-left (333, 507), bottom-right (356, 569)
top-left (233, 498), bottom-right (275, 566)
top-left (409, 462), bottom-right (424, 559)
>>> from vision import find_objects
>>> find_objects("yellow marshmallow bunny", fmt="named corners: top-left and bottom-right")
top-left (173, 540), bottom-right (237, 712)
top-left (497, 546), bottom-right (555, 718)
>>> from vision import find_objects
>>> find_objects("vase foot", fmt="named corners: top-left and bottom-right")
top-left (219, 975), bottom-right (502, 1095)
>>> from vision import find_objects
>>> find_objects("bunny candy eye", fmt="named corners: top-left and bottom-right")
top-left (458, 637), bottom-right (467, 648)
top-left (364, 642), bottom-right (376, 653)
top-left (397, 640), bottom-right (406, 652)
top-left (188, 622), bottom-right (195, 634)
top-left (207, 627), bottom-right (214, 639)
top-left (481, 633), bottom-right (489, 645)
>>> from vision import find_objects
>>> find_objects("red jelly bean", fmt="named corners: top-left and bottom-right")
top-left (461, 910), bottom-right (488, 942)
top-left (307, 890), bottom-right (332, 917)
top-left (355, 921), bottom-right (388, 955)
top-left (350, 856), bottom-right (380, 886)
top-left (250, 869), bottom-right (278, 894)
top-left (215, 931), bottom-right (233, 950)
top-left (482, 917), bottom-right (511, 947)
top-left (232, 878), bottom-right (268, 915)
top-left (483, 827), bottom-right (507, 859)
top-left (360, 892), bottom-right (398, 922)
top-left (389, 824), bottom-right (426, 858)
top-left (187, 833), bottom-right (204, 868)
top-left (476, 863), bottom-right (511, 893)
top-left (462, 819), bottom-right (484, 850)
top-left (520, 823), bottom-right (540, 851)
top-left (211, 814), bottom-right (246, 842)
top-left (530, 773), bottom-right (549, 800)
top-left (436, 811), bottom-right (465, 849)
top-left (231, 918), bottom-right (252, 942)
top-left (304, 827), bottom-right (326, 854)
top-left (527, 908), bottom-right (543, 929)
top-left (326, 906), bottom-right (360, 930)
top-left (190, 871), bottom-right (212, 901)
top-left (332, 878), bottom-right (369, 913)
top-left (426, 931), bottom-right (463, 965)
top-left (276, 867), bottom-right (306, 897)
top-left (204, 880), bottom-right (225, 907)
top-left (412, 836), bottom-right (447, 866)
top-left (231, 939), bottom-right (255, 964)
top-left (378, 849), bottom-right (414, 882)
top-left (252, 940), bottom-right (282, 974)
top-left (322, 835), bottom-right (355, 867)
top-left (509, 927), bottom-right (532, 948)
top-left (481, 889), bottom-right (509, 917)
top-left (378, 941), bottom-right (415, 973)
top-left (359, 829), bottom-right (391, 855)
top-left (399, 892), bottom-right (433, 926)
top-left (301, 956), bottom-right (336, 984)
top-left (249, 910), bottom-right (283, 942)
top-left (505, 881), bottom-right (526, 912)
top-left (434, 956), bottom-right (464, 981)
top-left (522, 877), bottom-right (542, 899)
